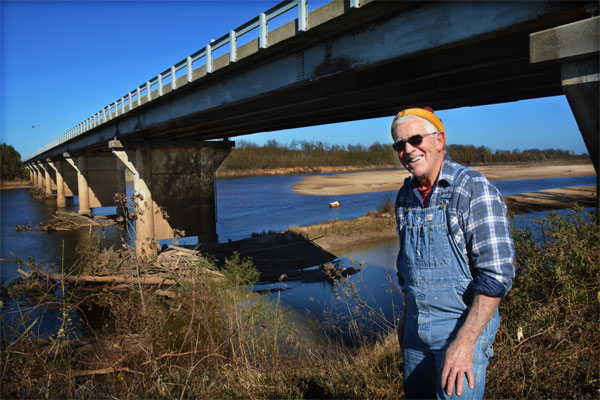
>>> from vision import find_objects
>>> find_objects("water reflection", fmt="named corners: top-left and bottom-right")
top-left (253, 239), bottom-right (403, 341)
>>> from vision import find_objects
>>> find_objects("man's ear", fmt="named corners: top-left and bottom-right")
top-left (436, 131), bottom-right (446, 151)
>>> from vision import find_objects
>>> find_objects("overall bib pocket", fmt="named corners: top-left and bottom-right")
top-left (403, 222), bottom-right (451, 269)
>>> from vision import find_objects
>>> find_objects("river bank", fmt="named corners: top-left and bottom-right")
top-left (216, 164), bottom-right (398, 178)
top-left (216, 160), bottom-right (593, 179)
top-left (290, 185), bottom-right (597, 253)
top-left (0, 180), bottom-right (30, 190)
top-left (292, 162), bottom-right (595, 196)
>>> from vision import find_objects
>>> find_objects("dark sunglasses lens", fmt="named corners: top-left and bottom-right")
top-left (392, 135), bottom-right (425, 152)
top-left (408, 135), bottom-right (425, 147)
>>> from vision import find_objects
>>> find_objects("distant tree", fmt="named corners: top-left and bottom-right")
top-left (264, 139), bottom-right (281, 149)
top-left (1, 143), bottom-right (27, 181)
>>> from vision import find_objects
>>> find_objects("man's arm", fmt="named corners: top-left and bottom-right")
top-left (440, 172), bottom-right (514, 395)
top-left (440, 293), bottom-right (501, 396)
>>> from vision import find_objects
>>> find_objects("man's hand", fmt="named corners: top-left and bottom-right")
top-left (440, 337), bottom-right (475, 396)
top-left (440, 293), bottom-right (501, 396)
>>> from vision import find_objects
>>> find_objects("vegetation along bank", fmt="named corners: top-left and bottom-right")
top-left (1, 207), bottom-right (598, 398)
top-left (216, 139), bottom-right (590, 177)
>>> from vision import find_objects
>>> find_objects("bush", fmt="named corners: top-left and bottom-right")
top-left (487, 208), bottom-right (599, 398)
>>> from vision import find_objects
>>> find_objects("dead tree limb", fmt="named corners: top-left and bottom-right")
top-left (2, 258), bottom-right (177, 286)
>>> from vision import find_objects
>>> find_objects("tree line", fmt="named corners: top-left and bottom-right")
top-left (219, 140), bottom-right (590, 171)
top-left (1, 143), bottom-right (28, 181)
top-left (0, 140), bottom-right (591, 180)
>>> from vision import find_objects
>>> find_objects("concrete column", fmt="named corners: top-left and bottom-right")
top-left (48, 160), bottom-right (67, 208)
top-left (36, 163), bottom-right (44, 188)
top-left (530, 16), bottom-right (599, 211)
top-left (76, 155), bottom-right (91, 215)
top-left (115, 155), bottom-right (127, 217)
top-left (43, 159), bottom-right (57, 197)
top-left (562, 58), bottom-right (599, 214)
top-left (110, 139), bottom-right (233, 255)
top-left (134, 145), bottom-right (156, 258)
top-left (148, 140), bottom-right (233, 243)
top-left (61, 152), bottom-right (77, 199)
top-left (27, 166), bottom-right (34, 185)
top-left (562, 59), bottom-right (599, 174)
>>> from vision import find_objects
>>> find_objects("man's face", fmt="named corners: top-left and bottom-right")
top-left (393, 118), bottom-right (445, 187)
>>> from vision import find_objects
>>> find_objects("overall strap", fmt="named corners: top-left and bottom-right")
top-left (441, 165), bottom-right (469, 264)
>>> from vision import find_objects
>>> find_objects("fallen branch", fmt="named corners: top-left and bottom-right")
top-left (166, 245), bottom-right (199, 255)
top-left (2, 257), bottom-right (177, 286)
top-left (74, 366), bottom-right (143, 377)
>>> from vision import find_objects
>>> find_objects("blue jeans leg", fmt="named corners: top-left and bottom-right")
top-left (403, 345), bottom-right (438, 399)
top-left (403, 314), bottom-right (498, 400)
top-left (432, 339), bottom-right (493, 400)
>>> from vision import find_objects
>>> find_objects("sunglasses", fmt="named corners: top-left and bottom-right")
top-left (392, 132), bottom-right (438, 152)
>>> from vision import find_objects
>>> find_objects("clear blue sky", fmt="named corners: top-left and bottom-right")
top-left (1, 1), bottom-right (590, 161)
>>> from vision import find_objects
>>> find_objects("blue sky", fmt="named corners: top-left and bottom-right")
top-left (1, 1), bottom-right (590, 161)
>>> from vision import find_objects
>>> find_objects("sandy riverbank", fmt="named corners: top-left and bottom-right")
top-left (292, 163), bottom-right (595, 196)
top-left (292, 185), bottom-right (597, 253)
top-left (0, 180), bottom-right (31, 190)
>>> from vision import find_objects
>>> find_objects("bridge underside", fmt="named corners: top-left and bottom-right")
top-left (25, 0), bottom-right (598, 253)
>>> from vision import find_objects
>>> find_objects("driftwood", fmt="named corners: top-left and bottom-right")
top-left (74, 366), bottom-right (143, 377)
top-left (2, 258), bottom-right (177, 286)
top-left (166, 244), bottom-right (199, 255)
top-left (15, 212), bottom-right (115, 232)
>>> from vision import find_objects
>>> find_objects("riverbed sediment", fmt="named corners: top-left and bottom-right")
top-left (291, 185), bottom-right (597, 253)
top-left (292, 162), bottom-right (595, 196)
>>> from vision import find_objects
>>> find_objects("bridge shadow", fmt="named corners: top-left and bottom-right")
top-left (195, 232), bottom-right (357, 285)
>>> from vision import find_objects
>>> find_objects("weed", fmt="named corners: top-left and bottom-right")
top-left (487, 207), bottom-right (599, 398)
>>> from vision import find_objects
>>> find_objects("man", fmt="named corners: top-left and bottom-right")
top-left (392, 107), bottom-right (515, 399)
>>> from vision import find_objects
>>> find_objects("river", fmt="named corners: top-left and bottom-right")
top-left (1, 172), bottom-right (596, 340)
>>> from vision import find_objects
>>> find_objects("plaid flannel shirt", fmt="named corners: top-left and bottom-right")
top-left (395, 153), bottom-right (515, 297)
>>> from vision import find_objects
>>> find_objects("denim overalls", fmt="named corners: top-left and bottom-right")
top-left (397, 169), bottom-right (500, 400)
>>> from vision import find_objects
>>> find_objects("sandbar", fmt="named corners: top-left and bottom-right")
top-left (292, 163), bottom-right (595, 196)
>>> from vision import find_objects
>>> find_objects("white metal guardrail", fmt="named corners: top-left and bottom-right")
top-left (27, 0), bottom-right (361, 161)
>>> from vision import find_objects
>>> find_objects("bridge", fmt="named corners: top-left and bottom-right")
top-left (23, 0), bottom-right (599, 256)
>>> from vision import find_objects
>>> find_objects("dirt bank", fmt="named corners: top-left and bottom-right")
top-left (292, 163), bottom-right (595, 196)
top-left (1, 180), bottom-right (30, 190)
top-left (216, 164), bottom-right (398, 178)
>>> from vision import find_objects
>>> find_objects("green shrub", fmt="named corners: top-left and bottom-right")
top-left (487, 208), bottom-right (599, 398)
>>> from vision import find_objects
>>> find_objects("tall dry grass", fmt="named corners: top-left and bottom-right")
top-left (2, 207), bottom-right (598, 399)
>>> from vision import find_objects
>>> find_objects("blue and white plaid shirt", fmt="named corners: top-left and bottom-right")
top-left (395, 153), bottom-right (515, 297)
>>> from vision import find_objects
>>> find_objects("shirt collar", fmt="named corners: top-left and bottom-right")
top-left (409, 152), bottom-right (455, 189)
top-left (438, 153), bottom-right (455, 187)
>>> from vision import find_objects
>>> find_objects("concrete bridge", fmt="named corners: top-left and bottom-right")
top-left (23, 0), bottom-right (599, 256)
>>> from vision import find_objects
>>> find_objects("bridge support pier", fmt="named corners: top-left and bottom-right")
top-left (531, 16), bottom-right (600, 211)
top-left (27, 166), bottom-right (34, 185)
top-left (110, 139), bottom-right (233, 258)
top-left (30, 165), bottom-right (38, 188)
top-left (36, 161), bottom-right (54, 196)
top-left (44, 163), bottom-right (53, 196)
top-left (63, 153), bottom-right (123, 215)
top-left (562, 58), bottom-right (599, 173)
top-left (76, 156), bottom-right (91, 215)
top-left (38, 166), bottom-right (45, 189)
top-left (48, 159), bottom-right (67, 208)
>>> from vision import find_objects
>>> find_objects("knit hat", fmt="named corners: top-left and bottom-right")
top-left (390, 107), bottom-right (444, 136)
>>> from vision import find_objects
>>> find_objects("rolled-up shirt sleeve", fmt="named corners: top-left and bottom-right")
top-left (458, 174), bottom-right (515, 297)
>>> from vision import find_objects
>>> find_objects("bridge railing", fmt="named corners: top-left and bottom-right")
top-left (27, 0), bottom-right (364, 161)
